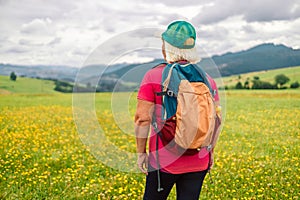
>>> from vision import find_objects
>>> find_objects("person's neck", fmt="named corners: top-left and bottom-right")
top-left (171, 60), bottom-right (188, 64)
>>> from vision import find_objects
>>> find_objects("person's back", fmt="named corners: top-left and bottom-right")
top-left (135, 20), bottom-right (221, 200)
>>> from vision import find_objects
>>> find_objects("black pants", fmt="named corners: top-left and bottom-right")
top-left (143, 167), bottom-right (207, 200)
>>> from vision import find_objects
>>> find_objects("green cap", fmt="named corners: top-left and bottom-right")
top-left (162, 21), bottom-right (196, 49)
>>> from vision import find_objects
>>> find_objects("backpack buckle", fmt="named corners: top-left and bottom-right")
top-left (152, 122), bottom-right (158, 131)
top-left (207, 144), bottom-right (212, 152)
top-left (167, 90), bottom-right (175, 97)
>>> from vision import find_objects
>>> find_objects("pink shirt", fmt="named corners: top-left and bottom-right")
top-left (137, 63), bottom-right (219, 174)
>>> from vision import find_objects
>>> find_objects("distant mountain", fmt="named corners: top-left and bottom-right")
top-left (1, 43), bottom-right (299, 86)
top-left (0, 63), bottom-right (78, 82)
top-left (211, 43), bottom-right (300, 76)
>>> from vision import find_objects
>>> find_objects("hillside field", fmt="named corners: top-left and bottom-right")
top-left (0, 89), bottom-right (299, 199)
top-left (221, 66), bottom-right (300, 88)
top-left (0, 75), bottom-right (57, 94)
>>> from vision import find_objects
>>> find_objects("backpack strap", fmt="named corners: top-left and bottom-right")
top-left (151, 62), bottom-right (167, 193)
top-left (156, 89), bottom-right (177, 97)
top-left (152, 62), bottom-right (187, 192)
top-left (162, 63), bottom-right (178, 92)
top-left (191, 64), bottom-right (215, 97)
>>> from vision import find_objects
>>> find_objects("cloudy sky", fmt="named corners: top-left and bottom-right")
top-left (0, 0), bottom-right (299, 67)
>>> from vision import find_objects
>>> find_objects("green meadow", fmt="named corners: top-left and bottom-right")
top-left (0, 73), bottom-right (299, 199)
top-left (222, 66), bottom-right (300, 88)
top-left (0, 75), bottom-right (57, 94)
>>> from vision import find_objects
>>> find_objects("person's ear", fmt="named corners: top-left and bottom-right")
top-left (162, 40), bottom-right (166, 60)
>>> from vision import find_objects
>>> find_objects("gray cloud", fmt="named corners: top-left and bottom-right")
top-left (243, 0), bottom-right (300, 22)
top-left (192, 0), bottom-right (300, 25)
top-left (242, 24), bottom-right (256, 34)
top-left (143, 0), bottom-right (212, 7)
top-left (72, 48), bottom-right (89, 56)
top-left (47, 37), bottom-right (61, 46)
top-left (5, 46), bottom-right (31, 54)
top-left (0, 0), bottom-right (77, 23)
top-left (19, 38), bottom-right (44, 46)
top-left (159, 13), bottom-right (188, 25)
top-left (197, 26), bottom-right (229, 40)
top-left (0, 35), bottom-right (8, 43)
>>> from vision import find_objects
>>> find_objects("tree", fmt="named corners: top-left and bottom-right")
top-left (290, 81), bottom-right (299, 89)
top-left (235, 81), bottom-right (243, 89)
top-left (244, 80), bottom-right (250, 89)
top-left (252, 79), bottom-right (276, 89)
top-left (10, 72), bottom-right (17, 81)
top-left (260, 81), bottom-right (276, 89)
top-left (252, 77), bottom-right (261, 89)
top-left (275, 74), bottom-right (290, 88)
top-left (54, 80), bottom-right (73, 93)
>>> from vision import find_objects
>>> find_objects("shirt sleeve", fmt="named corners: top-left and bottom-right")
top-left (137, 71), bottom-right (155, 103)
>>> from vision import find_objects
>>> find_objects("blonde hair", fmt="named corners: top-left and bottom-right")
top-left (163, 39), bottom-right (200, 64)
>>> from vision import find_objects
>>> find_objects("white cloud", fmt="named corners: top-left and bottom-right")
top-left (21, 18), bottom-right (53, 35)
top-left (112, 51), bottom-right (155, 65)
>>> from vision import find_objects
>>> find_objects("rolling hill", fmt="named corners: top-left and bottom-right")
top-left (1, 66), bottom-right (299, 94)
top-left (0, 75), bottom-right (57, 94)
top-left (221, 66), bottom-right (300, 88)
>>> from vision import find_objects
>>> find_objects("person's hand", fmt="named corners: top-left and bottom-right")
top-left (137, 153), bottom-right (148, 175)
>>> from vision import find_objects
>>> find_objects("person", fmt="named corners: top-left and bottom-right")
top-left (135, 20), bottom-right (220, 200)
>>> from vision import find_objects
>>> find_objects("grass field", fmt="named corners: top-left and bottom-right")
top-left (0, 88), bottom-right (299, 199)
top-left (222, 66), bottom-right (300, 88)
top-left (0, 75), bottom-right (57, 94)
